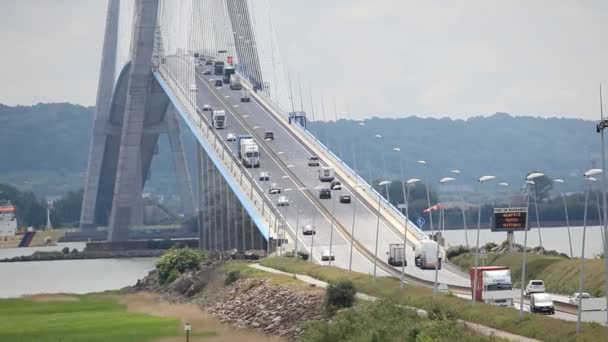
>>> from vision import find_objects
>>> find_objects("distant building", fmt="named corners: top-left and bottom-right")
top-left (0, 205), bottom-right (17, 236)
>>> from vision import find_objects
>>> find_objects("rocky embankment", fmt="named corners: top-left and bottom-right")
top-left (0, 249), bottom-right (163, 262)
top-left (130, 258), bottom-right (326, 341)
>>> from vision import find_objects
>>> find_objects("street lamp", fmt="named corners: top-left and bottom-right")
top-left (595, 86), bottom-right (608, 329)
top-left (451, 169), bottom-right (469, 248)
top-left (554, 179), bottom-right (573, 258)
top-left (376, 135), bottom-right (389, 202)
top-left (435, 176), bottom-right (455, 295)
top-left (393, 146), bottom-right (409, 289)
top-left (293, 186), bottom-right (307, 259)
top-left (310, 185), bottom-right (325, 262)
top-left (472, 175), bottom-right (496, 305)
top-left (403, 178), bottom-right (421, 289)
top-left (184, 323), bottom-right (191, 342)
top-left (587, 177), bottom-right (607, 247)
top-left (374, 180), bottom-right (392, 281)
top-left (418, 160), bottom-right (434, 233)
top-left (576, 169), bottom-right (600, 333)
top-left (519, 172), bottom-right (545, 317)
top-left (348, 183), bottom-right (366, 273)
top-left (498, 182), bottom-right (511, 208)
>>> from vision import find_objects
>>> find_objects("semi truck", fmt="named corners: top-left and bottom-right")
top-left (214, 60), bottom-right (225, 75)
top-left (223, 65), bottom-right (236, 84)
top-left (387, 243), bottom-right (406, 267)
top-left (414, 239), bottom-right (442, 269)
top-left (240, 139), bottom-right (260, 168)
top-left (212, 109), bottom-right (226, 129)
top-left (229, 74), bottom-right (242, 90)
top-left (236, 134), bottom-right (252, 158)
top-left (469, 266), bottom-right (514, 307)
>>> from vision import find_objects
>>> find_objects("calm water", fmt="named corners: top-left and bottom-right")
top-left (0, 244), bottom-right (156, 298)
top-left (442, 225), bottom-right (607, 257)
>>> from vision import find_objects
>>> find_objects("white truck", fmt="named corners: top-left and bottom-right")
top-left (414, 239), bottom-right (442, 270)
top-left (240, 139), bottom-right (260, 168)
top-left (212, 109), bottom-right (226, 129)
top-left (387, 243), bottom-right (406, 267)
top-left (229, 74), bottom-right (242, 90)
top-left (318, 167), bottom-right (335, 182)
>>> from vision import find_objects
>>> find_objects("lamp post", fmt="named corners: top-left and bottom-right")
top-left (554, 179), bottom-right (573, 258)
top-left (184, 323), bottom-right (191, 342)
top-left (435, 177), bottom-right (455, 295)
top-left (451, 169), bottom-right (469, 248)
top-left (393, 146), bottom-right (408, 288)
top-left (418, 160), bottom-right (433, 233)
top-left (349, 183), bottom-right (365, 273)
top-left (595, 85), bottom-right (608, 328)
top-left (519, 172), bottom-right (545, 317)
top-left (310, 185), bottom-right (324, 263)
top-left (374, 180), bottom-right (392, 281)
top-left (293, 187), bottom-right (307, 259)
top-left (404, 178), bottom-right (421, 289)
top-left (531, 176), bottom-right (544, 253)
top-left (376, 135), bottom-right (389, 202)
top-left (588, 177), bottom-right (607, 248)
top-left (472, 175), bottom-right (496, 305)
top-left (576, 169), bottom-right (599, 333)
top-left (498, 182), bottom-right (511, 208)
top-left (280, 187), bottom-right (293, 257)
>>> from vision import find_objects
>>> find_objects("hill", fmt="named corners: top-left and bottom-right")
top-left (0, 103), bottom-right (601, 198)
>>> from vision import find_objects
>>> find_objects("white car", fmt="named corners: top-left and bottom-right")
top-left (302, 225), bottom-right (316, 235)
top-left (203, 104), bottom-right (212, 112)
top-left (226, 133), bottom-right (236, 141)
top-left (269, 183), bottom-right (282, 194)
top-left (277, 195), bottom-right (289, 206)
top-left (525, 280), bottom-right (545, 295)
top-left (258, 171), bottom-right (269, 181)
top-left (569, 292), bottom-right (591, 305)
top-left (321, 249), bottom-right (335, 261)
top-left (530, 293), bottom-right (555, 315)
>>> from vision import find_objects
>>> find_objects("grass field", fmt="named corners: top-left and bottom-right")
top-left (451, 253), bottom-right (606, 296)
top-left (260, 257), bottom-right (608, 342)
top-left (0, 295), bottom-right (179, 342)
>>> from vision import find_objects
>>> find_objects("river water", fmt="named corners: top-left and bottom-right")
top-left (0, 243), bottom-right (156, 298)
top-left (441, 225), bottom-right (606, 257)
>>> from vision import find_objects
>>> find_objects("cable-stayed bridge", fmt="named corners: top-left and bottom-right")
top-left (80, 0), bottom-right (470, 289)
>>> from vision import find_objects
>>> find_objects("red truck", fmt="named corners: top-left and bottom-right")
top-left (470, 266), bottom-right (514, 306)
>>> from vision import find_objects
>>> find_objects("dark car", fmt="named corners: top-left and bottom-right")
top-left (205, 59), bottom-right (213, 65)
top-left (308, 156), bottom-right (320, 167)
top-left (319, 188), bottom-right (331, 199)
top-left (202, 69), bottom-right (211, 75)
top-left (330, 180), bottom-right (342, 190)
top-left (339, 194), bottom-right (351, 203)
top-left (264, 131), bottom-right (274, 141)
top-left (214, 79), bottom-right (223, 87)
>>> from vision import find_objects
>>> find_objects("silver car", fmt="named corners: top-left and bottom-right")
top-left (226, 133), bottom-right (236, 141)
top-left (277, 195), bottom-right (289, 206)
top-left (269, 183), bottom-right (282, 194)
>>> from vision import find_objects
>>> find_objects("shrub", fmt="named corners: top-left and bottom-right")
top-left (61, 247), bottom-right (70, 255)
top-left (225, 270), bottom-right (240, 285)
top-left (156, 247), bottom-right (207, 284)
top-left (325, 279), bottom-right (356, 313)
top-left (70, 248), bottom-right (78, 254)
top-left (446, 245), bottom-right (469, 260)
top-left (483, 242), bottom-right (498, 251)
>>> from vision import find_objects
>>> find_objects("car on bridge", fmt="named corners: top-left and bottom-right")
top-left (319, 188), bottom-right (331, 199)
top-left (308, 156), bottom-right (320, 167)
top-left (339, 194), bottom-right (351, 203)
top-left (321, 250), bottom-right (335, 261)
top-left (530, 293), bottom-right (555, 315)
top-left (269, 183), bottom-right (282, 194)
top-left (330, 180), bottom-right (342, 190)
top-left (525, 280), bottom-right (545, 295)
top-left (226, 132), bottom-right (236, 141)
top-left (205, 59), bottom-right (213, 65)
top-left (258, 171), bottom-right (269, 181)
top-left (302, 225), bottom-right (316, 235)
top-left (264, 131), bottom-right (274, 141)
top-left (203, 104), bottom-right (212, 112)
top-left (214, 79), bottom-right (223, 88)
top-left (203, 69), bottom-right (211, 75)
top-left (240, 90), bottom-right (251, 102)
top-left (277, 195), bottom-right (289, 206)
top-left (569, 292), bottom-right (591, 305)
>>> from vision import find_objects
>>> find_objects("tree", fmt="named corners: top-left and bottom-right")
top-left (0, 183), bottom-right (46, 228)
top-left (50, 189), bottom-right (83, 228)
top-left (155, 247), bottom-right (207, 284)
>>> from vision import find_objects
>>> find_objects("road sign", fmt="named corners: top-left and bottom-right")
top-left (492, 207), bottom-right (528, 232)
top-left (417, 217), bottom-right (425, 227)
top-left (397, 203), bottom-right (407, 209)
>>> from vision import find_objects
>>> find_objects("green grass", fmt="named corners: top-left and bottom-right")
top-left (221, 261), bottom-right (313, 288)
top-left (260, 257), bottom-right (608, 342)
top-left (451, 253), bottom-right (606, 296)
top-left (0, 295), bottom-right (179, 342)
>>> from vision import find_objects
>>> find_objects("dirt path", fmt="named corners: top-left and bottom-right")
top-left (118, 292), bottom-right (285, 342)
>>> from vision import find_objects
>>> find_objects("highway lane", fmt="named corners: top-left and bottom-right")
top-left (194, 68), bottom-right (383, 276)
top-left (193, 66), bottom-right (470, 287)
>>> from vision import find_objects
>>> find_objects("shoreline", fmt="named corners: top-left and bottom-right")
top-left (0, 249), bottom-right (163, 263)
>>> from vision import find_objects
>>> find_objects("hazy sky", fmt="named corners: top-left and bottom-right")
top-left (1, 0), bottom-right (607, 120)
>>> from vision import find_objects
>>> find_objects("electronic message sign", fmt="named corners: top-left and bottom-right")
top-left (492, 207), bottom-right (528, 232)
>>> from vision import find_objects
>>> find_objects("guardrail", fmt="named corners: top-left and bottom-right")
top-left (154, 59), bottom-right (284, 243)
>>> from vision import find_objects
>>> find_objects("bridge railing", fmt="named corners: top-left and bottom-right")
top-left (154, 57), bottom-right (284, 242)
top-left (238, 73), bottom-right (427, 243)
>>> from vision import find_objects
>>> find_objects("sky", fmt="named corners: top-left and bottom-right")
top-left (1, 0), bottom-right (607, 120)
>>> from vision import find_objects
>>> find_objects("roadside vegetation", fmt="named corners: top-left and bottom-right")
top-left (450, 252), bottom-right (606, 296)
top-left (155, 247), bottom-right (207, 284)
top-left (0, 295), bottom-right (178, 342)
top-left (260, 257), bottom-right (608, 342)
